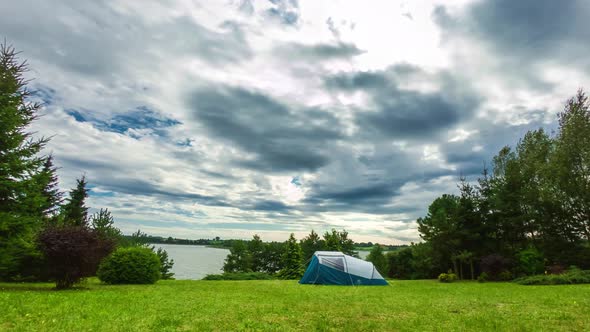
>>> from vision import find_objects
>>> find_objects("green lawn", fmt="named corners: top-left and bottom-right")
top-left (1, 279), bottom-right (589, 331)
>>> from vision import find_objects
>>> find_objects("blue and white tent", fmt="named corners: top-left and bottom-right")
top-left (299, 251), bottom-right (388, 286)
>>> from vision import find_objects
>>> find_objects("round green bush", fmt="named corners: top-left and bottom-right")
top-left (97, 247), bottom-right (161, 284)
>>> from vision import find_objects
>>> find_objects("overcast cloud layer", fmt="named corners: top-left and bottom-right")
top-left (2, 0), bottom-right (589, 243)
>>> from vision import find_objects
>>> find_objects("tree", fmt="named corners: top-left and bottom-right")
top-left (35, 155), bottom-right (62, 218)
top-left (553, 90), bottom-right (590, 242)
top-left (417, 194), bottom-right (461, 272)
top-left (155, 247), bottom-right (174, 280)
top-left (223, 240), bottom-right (251, 273)
top-left (248, 234), bottom-right (265, 272)
top-left (300, 230), bottom-right (324, 263)
top-left (366, 244), bottom-right (387, 275)
top-left (0, 43), bottom-right (49, 280)
top-left (90, 208), bottom-right (122, 241)
top-left (61, 176), bottom-right (89, 226)
top-left (323, 229), bottom-right (357, 256)
top-left (278, 233), bottom-right (304, 279)
top-left (260, 241), bottom-right (286, 274)
top-left (38, 226), bottom-right (115, 289)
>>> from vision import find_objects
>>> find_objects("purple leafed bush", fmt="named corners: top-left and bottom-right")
top-left (38, 226), bottom-right (115, 289)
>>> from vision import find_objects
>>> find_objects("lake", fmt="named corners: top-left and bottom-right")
top-left (152, 244), bottom-right (373, 280)
top-left (152, 244), bottom-right (229, 280)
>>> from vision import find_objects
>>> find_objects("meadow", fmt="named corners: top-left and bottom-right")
top-left (1, 280), bottom-right (589, 331)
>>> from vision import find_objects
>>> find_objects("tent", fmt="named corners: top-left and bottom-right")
top-left (299, 251), bottom-right (388, 286)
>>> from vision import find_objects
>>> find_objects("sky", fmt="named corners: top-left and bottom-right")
top-left (2, 0), bottom-right (590, 244)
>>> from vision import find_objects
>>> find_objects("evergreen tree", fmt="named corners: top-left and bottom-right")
top-left (61, 176), bottom-right (89, 226)
top-left (32, 155), bottom-right (62, 218)
top-left (223, 240), bottom-right (251, 273)
top-left (90, 208), bottom-right (122, 241)
top-left (0, 43), bottom-right (49, 279)
top-left (248, 234), bottom-right (265, 272)
top-left (278, 233), bottom-right (304, 279)
top-left (300, 230), bottom-right (324, 263)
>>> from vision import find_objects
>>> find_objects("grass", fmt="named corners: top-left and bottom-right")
top-left (1, 279), bottom-right (589, 331)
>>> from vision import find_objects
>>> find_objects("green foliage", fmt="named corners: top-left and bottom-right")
top-left (0, 43), bottom-right (51, 280)
top-left (515, 268), bottom-right (590, 285)
top-left (477, 272), bottom-right (489, 283)
top-left (438, 272), bottom-right (458, 283)
top-left (366, 244), bottom-right (387, 275)
top-left (516, 247), bottom-right (545, 276)
top-left (498, 271), bottom-right (513, 281)
top-left (202, 272), bottom-right (275, 280)
top-left (300, 230), bottom-right (324, 263)
top-left (90, 208), bottom-right (122, 242)
top-left (413, 90), bottom-right (590, 278)
top-left (323, 229), bottom-right (357, 257)
top-left (277, 233), bottom-right (303, 279)
top-left (223, 240), bottom-right (252, 273)
top-left (155, 247), bottom-right (175, 280)
top-left (260, 241), bottom-right (286, 274)
top-left (248, 234), bottom-right (265, 272)
top-left (60, 176), bottom-right (89, 226)
top-left (98, 247), bottom-right (161, 284)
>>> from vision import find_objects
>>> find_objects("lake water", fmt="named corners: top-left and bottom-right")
top-left (152, 244), bottom-right (373, 280)
top-left (152, 244), bottom-right (229, 280)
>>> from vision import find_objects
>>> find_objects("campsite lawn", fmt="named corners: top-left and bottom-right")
top-left (1, 279), bottom-right (589, 331)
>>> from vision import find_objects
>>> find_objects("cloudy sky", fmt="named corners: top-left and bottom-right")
top-left (3, 0), bottom-right (589, 243)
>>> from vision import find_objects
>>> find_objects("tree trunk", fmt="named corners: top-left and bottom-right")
top-left (470, 259), bottom-right (474, 280)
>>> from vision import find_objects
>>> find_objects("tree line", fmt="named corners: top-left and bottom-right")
top-left (220, 230), bottom-right (357, 279)
top-left (387, 90), bottom-right (590, 280)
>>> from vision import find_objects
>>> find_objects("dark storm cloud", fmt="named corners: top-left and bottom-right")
top-left (188, 85), bottom-right (344, 172)
top-left (0, 2), bottom-right (252, 78)
top-left (325, 65), bottom-right (481, 140)
top-left (250, 200), bottom-right (292, 212)
top-left (275, 42), bottom-right (365, 60)
top-left (433, 0), bottom-right (590, 82)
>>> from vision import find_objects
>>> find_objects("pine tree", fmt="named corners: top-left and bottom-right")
top-left (247, 234), bottom-right (265, 272)
top-left (61, 176), bottom-right (89, 226)
top-left (34, 155), bottom-right (62, 218)
top-left (278, 233), bottom-right (303, 279)
top-left (90, 208), bottom-right (121, 240)
top-left (0, 43), bottom-right (49, 279)
top-left (300, 230), bottom-right (324, 263)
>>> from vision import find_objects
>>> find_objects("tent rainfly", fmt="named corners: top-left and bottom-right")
top-left (299, 251), bottom-right (388, 286)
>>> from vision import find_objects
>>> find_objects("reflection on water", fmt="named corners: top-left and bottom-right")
top-left (151, 244), bottom-right (229, 280)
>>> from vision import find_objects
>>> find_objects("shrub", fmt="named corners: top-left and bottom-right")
top-left (498, 270), bottom-right (513, 281)
top-left (98, 247), bottom-right (161, 284)
top-left (515, 268), bottom-right (590, 285)
top-left (202, 272), bottom-right (276, 280)
top-left (480, 254), bottom-right (511, 280)
top-left (38, 226), bottom-right (115, 289)
top-left (516, 247), bottom-right (545, 276)
top-left (477, 272), bottom-right (489, 283)
top-left (438, 272), bottom-right (457, 283)
top-left (546, 264), bottom-right (565, 275)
